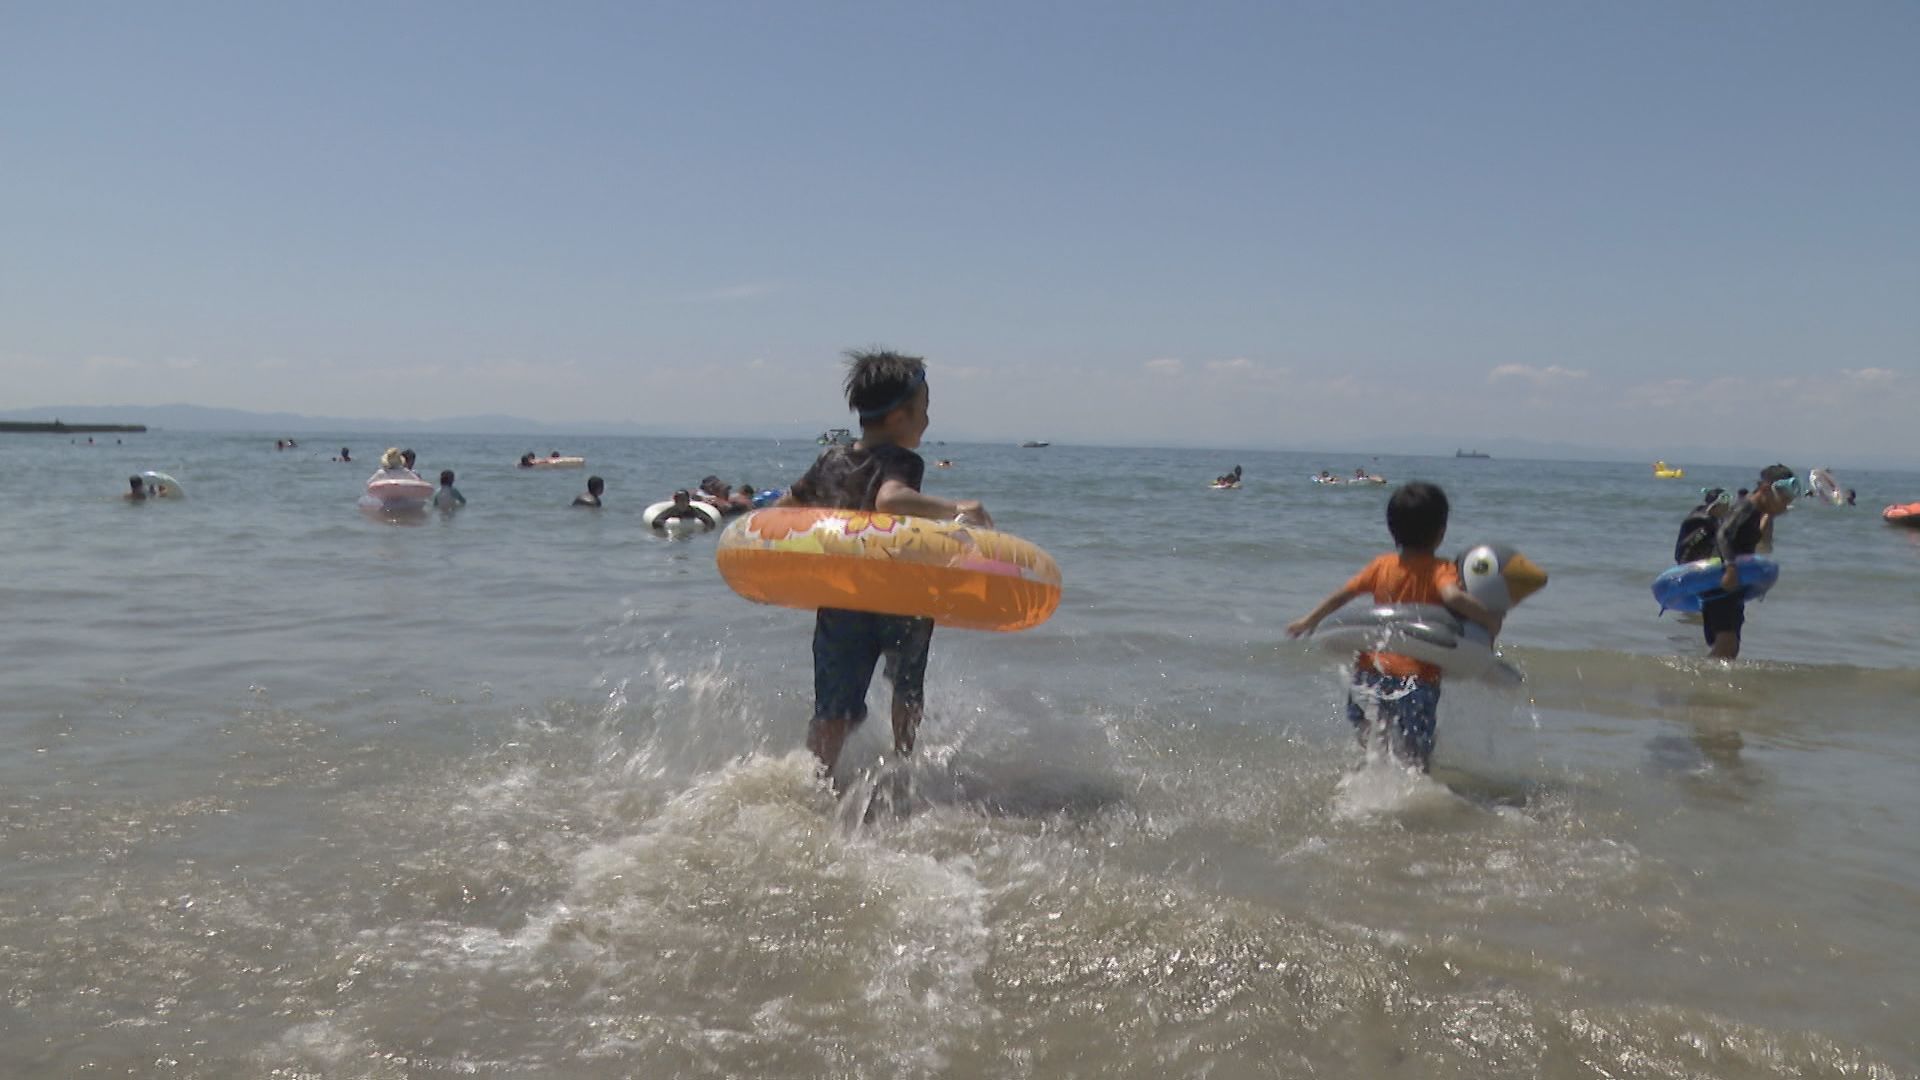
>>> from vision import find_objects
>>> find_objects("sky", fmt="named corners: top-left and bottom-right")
top-left (2, 2), bottom-right (1916, 460)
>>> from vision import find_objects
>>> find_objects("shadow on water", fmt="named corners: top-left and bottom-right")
top-left (913, 759), bottom-right (1131, 822)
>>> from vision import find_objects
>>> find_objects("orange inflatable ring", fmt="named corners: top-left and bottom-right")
top-left (715, 508), bottom-right (1062, 632)
top-left (1883, 503), bottom-right (1920, 527)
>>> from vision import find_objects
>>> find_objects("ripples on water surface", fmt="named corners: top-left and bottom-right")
top-left (2, 432), bottom-right (1916, 1077)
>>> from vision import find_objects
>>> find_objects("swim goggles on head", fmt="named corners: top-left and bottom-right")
top-left (1770, 475), bottom-right (1802, 497)
top-left (1700, 487), bottom-right (1732, 506)
top-left (856, 369), bottom-right (928, 421)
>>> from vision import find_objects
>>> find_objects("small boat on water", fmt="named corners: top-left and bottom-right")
top-left (1021, 441), bottom-right (1050, 449)
top-left (1455, 449), bottom-right (1491, 459)
top-left (817, 428), bottom-right (853, 447)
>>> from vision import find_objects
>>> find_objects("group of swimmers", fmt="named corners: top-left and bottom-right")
top-left (122, 474), bottom-right (176, 499)
top-left (349, 446), bottom-right (769, 519)
top-left (1312, 468), bottom-right (1387, 485)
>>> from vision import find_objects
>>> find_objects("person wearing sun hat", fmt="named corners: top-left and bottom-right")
top-left (369, 447), bottom-right (421, 484)
top-left (1701, 464), bottom-right (1798, 660)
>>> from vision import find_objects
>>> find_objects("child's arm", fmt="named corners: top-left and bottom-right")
top-left (1439, 584), bottom-right (1504, 638)
top-left (1286, 586), bottom-right (1365, 638)
top-left (876, 480), bottom-right (992, 527)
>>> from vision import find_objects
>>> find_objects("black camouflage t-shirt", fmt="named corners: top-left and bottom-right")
top-left (789, 444), bottom-right (924, 511)
top-left (1715, 498), bottom-right (1768, 562)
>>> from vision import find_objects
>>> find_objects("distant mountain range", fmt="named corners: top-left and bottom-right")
top-left (4, 404), bottom-right (1911, 471)
top-left (0, 403), bottom-right (813, 440)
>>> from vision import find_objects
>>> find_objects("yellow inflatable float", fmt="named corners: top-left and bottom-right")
top-left (1653, 461), bottom-right (1685, 479)
top-left (715, 508), bottom-right (1062, 632)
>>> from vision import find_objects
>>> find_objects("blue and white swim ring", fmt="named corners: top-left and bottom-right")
top-left (1651, 556), bottom-right (1779, 614)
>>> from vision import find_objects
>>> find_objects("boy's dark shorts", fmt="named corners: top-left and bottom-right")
top-left (1346, 669), bottom-right (1442, 763)
top-left (1700, 590), bottom-right (1746, 645)
top-left (813, 608), bottom-right (935, 723)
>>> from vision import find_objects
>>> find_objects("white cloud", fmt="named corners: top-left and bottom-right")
top-left (84, 355), bottom-right (145, 373)
top-left (1205, 356), bottom-right (1254, 373)
top-left (1845, 367), bottom-right (1902, 383)
top-left (1488, 363), bottom-right (1589, 386)
top-left (462, 359), bottom-right (578, 385)
top-left (256, 357), bottom-right (293, 371)
top-left (163, 356), bottom-right (203, 371)
top-left (1144, 357), bottom-right (1183, 376)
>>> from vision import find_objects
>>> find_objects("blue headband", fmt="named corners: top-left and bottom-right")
top-left (856, 369), bottom-right (927, 421)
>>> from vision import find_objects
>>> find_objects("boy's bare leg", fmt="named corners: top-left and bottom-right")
top-left (807, 715), bottom-right (855, 791)
top-left (883, 698), bottom-right (922, 815)
top-left (890, 697), bottom-right (920, 759)
top-left (1709, 633), bottom-right (1740, 661)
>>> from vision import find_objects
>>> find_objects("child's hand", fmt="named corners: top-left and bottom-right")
top-left (955, 500), bottom-right (993, 528)
top-left (1286, 617), bottom-right (1316, 639)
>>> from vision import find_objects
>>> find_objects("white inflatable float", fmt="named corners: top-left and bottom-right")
top-left (1808, 467), bottom-right (1844, 506)
top-left (1308, 543), bottom-right (1548, 686)
top-left (642, 500), bottom-right (722, 536)
top-left (361, 475), bottom-right (434, 511)
top-left (140, 470), bottom-right (183, 497)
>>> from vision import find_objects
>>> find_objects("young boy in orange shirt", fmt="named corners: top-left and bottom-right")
top-left (1286, 481), bottom-right (1501, 770)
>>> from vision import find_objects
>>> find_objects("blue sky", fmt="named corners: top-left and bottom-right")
top-left (3, 2), bottom-right (1915, 458)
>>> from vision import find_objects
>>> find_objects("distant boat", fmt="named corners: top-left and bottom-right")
top-left (816, 428), bottom-right (853, 447)
top-left (1020, 441), bottom-right (1050, 449)
top-left (1455, 449), bottom-right (1491, 459)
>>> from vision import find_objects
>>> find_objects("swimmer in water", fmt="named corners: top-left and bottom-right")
top-left (433, 469), bottom-right (465, 510)
top-left (572, 475), bottom-right (604, 508)
top-left (652, 488), bottom-right (708, 525)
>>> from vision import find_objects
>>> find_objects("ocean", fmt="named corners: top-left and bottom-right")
top-left (3, 430), bottom-right (1916, 1078)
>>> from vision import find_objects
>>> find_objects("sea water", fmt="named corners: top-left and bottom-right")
top-left (2, 431), bottom-right (1916, 1078)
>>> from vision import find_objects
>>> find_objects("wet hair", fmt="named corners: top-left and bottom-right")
top-left (439, 470), bottom-right (455, 485)
top-left (1758, 463), bottom-right (1794, 486)
top-left (1386, 481), bottom-right (1449, 549)
top-left (402, 448), bottom-right (416, 465)
top-left (129, 475), bottom-right (143, 489)
top-left (843, 348), bottom-right (927, 421)
top-left (586, 476), bottom-right (604, 495)
top-left (673, 489), bottom-right (691, 501)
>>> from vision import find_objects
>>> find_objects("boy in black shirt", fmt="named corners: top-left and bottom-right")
top-left (779, 349), bottom-right (992, 791)
top-left (1703, 464), bottom-right (1798, 659)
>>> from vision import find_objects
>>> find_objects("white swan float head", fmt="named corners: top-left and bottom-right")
top-left (1454, 543), bottom-right (1549, 615)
